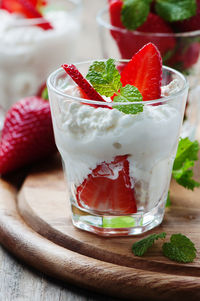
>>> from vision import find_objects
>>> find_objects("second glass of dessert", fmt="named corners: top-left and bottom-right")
top-left (0, 0), bottom-right (81, 118)
top-left (97, 0), bottom-right (200, 139)
top-left (47, 43), bottom-right (188, 236)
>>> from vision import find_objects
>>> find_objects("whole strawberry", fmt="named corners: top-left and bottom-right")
top-left (0, 96), bottom-right (57, 174)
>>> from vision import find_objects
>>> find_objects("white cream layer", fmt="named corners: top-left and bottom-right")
top-left (52, 95), bottom-right (181, 210)
top-left (0, 9), bottom-right (80, 110)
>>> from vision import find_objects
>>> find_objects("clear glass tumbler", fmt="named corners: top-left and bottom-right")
top-left (0, 0), bottom-right (81, 114)
top-left (47, 61), bottom-right (188, 236)
top-left (97, 7), bottom-right (200, 140)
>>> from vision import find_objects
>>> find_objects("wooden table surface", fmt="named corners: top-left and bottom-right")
top-left (0, 1), bottom-right (119, 300)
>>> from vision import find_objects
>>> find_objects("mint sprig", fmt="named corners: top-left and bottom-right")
top-left (163, 234), bottom-right (196, 263)
top-left (172, 138), bottom-right (200, 190)
top-left (132, 232), bottom-right (166, 256)
top-left (120, 0), bottom-right (197, 30)
top-left (132, 233), bottom-right (197, 263)
top-left (155, 0), bottom-right (197, 23)
top-left (86, 59), bottom-right (143, 115)
top-left (167, 138), bottom-right (199, 207)
top-left (121, 0), bottom-right (152, 30)
top-left (86, 59), bottom-right (121, 97)
top-left (113, 85), bottom-right (143, 114)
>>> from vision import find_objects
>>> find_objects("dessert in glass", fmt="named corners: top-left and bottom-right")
top-left (97, 0), bottom-right (200, 139)
top-left (47, 43), bottom-right (188, 236)
top-left (0, 0), bottom-right (81, 117)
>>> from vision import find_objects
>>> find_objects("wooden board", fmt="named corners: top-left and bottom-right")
top-left (0, 155), bottom-right (200, 300)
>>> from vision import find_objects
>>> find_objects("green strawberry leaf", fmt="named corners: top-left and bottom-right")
top-left (113, 84), bottom-right (143, 115)
top-left (121, 0), bottom-right (152, 30)
top-left (132, 232), bottom-right (166, 256)
top-left (163, 234), bottom-right (196, 263)
top-left (155, 0), bottom-right (197, 22)
top-left (86, 59), bottom-right (122, 97)
top-left (172, 138), bottom-right (200, 190)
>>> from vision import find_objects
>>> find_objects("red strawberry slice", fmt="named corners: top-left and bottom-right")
top-left (1, 0), bottom-right (53, 30)
top-left (77, 87), bottom-right (89, 99)
top-left (120, 43), bottom-right (162, 101)
top-left (109, 0), bottom-right (175, 59)
top-left (76, 155), bottom-right (137, 214)
top-left (62, 64), bottom-right (105, 102)
top-left (0, 96), bottom-right (56, 174)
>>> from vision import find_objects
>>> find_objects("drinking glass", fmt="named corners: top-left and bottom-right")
top-left (97, 7), bottom-right (200, 140)
top-left (0, 0), bottom-right (82, 114)
top-left (47, 61), bottom-right (188, 236)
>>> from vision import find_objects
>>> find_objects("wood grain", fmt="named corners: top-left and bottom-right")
top-left (17, 155), bottom-right (200, 278)
top-left (0, 153), bottom-right (200, 300)
top-left (1, 179), bottom-right (200, 300)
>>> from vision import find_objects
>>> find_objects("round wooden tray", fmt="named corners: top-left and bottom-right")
top-left (0, 155), bottom-right (200, 300)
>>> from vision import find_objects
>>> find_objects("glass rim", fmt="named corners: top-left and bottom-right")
top-left (47, 60), bottom-right (189, 106)
top-left (3, 0), bottom-right (82, 27)
top-left (96, 6), bottom-right (200, 38)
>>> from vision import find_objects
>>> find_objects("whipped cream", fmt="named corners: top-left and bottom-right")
top-left (0, 9), bottom-right (80, 111)
top-left (161, 79), bottom-right (180, 96)
top-left (51, 83), bottom-right (182, 211)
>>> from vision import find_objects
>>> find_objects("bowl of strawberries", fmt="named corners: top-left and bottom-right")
top-left (97, 0), bottom-right (200, 139)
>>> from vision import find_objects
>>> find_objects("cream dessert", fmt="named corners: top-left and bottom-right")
top-left (48, 43), bottom-right (188, 235)
top-left (0, 2), bottom-right (80, 111)
top-left (53, 81), bottom-right (181, 213)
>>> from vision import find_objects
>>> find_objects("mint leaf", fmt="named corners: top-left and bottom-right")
top-left (113, 85), bottom-right (143, 114)
top-left (173, 138), bottom-right (199, 170)
top-left (174, 169), bottom-right (200, 190)
top-left (86, 59), bottom-right (121, 97)
top-left (86, 59), bottom-right (143, 116)
top-left (172, 138), bottom-right (200, 190)
top-left (121, 0), bottom-right (152, 30)
top-left (163, 234), bottom-right (196, 263)
top-left (132, 232), bottom-right (166, 256)
top-left (155, 0), bottom-right (197, 22)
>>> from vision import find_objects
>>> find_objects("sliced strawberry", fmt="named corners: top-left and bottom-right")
top-left (62, 64), bottom-right (105, 102)
top-left (76, 155), bottom-right (137, 214)
top-left (109, 1), bottom-right (175, 59)
top-left (1, 0), bottom-right (53, 30)
top-left (120, 43), bottom-right (162, 101)
top-left (77, 87), bottom-right (89, 99)
top-left (0, 96), bottom-right (56, 174)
